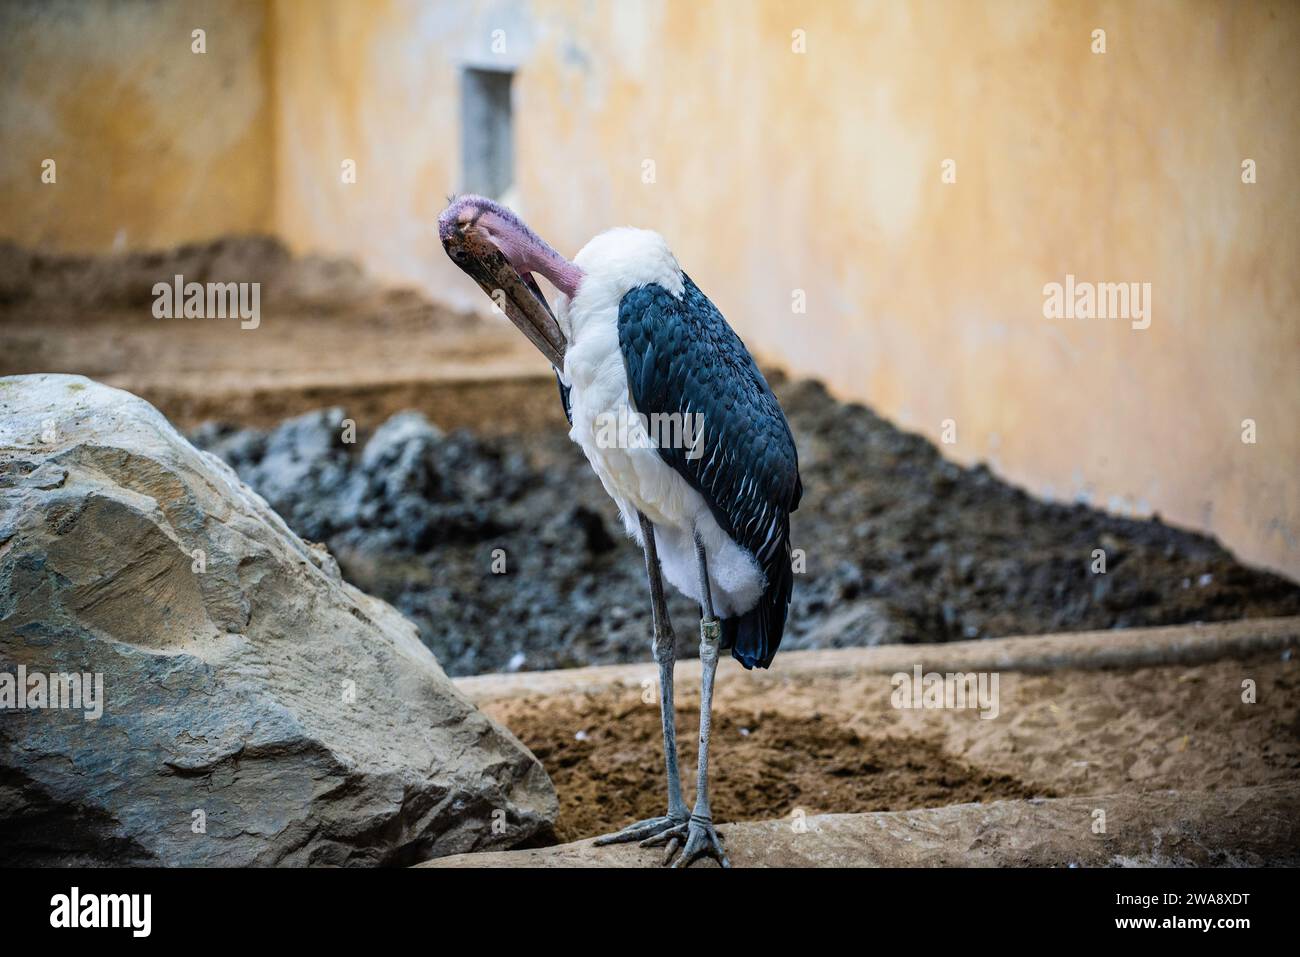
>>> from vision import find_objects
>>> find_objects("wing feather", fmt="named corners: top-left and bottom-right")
top-left (617, 275), bottom-right (802, 667)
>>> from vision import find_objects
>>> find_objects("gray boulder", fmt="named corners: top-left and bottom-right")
top-left (0, 374), bottom-right (557, 866)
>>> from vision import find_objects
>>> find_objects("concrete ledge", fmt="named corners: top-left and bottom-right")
top-left (419, 783), bottom-right (1300, 868)
top-left (454, 615), bottom-right (1300, 704)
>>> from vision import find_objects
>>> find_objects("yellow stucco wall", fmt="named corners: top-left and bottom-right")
top-left (2, 1), bottom-right (1296, 579)
top-left (270, 0), bottom-right (1299, 579)
top-left (0, 0), bottom-right (273, 250)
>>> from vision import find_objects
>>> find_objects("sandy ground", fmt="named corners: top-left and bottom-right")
top-left (480, 645), bottom-right (1298, 843)
top-left (0, 236), bottom-right (554, 432)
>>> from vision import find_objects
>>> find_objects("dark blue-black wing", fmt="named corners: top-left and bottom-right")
top-left (618, 275), bottom-right (801, 669)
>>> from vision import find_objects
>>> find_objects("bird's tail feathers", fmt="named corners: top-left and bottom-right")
top-left (720, 536), bottom-right (794, 670)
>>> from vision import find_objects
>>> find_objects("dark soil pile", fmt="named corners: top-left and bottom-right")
top-left (190, 378), bottom-right (1300, 676)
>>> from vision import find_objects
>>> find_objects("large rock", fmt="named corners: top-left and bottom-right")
top-left (0, 374), bottom-right (557, 865)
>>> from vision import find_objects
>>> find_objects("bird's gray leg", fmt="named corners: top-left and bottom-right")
top-left (592, 512), bottom-right (688, 847)
top-left (647, 515), bottom-right (689, 821)
top-left (646, 530), bottom-right (731, 868)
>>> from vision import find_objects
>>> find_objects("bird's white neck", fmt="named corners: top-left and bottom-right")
top-left (557, 228), bottom-right (683, 344)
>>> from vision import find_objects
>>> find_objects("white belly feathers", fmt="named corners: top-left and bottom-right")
top-left (554, 228), bottom-right (764, 619)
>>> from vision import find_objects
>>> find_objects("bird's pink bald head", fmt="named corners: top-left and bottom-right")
top-left (438, 195), bottom-right (583, 299)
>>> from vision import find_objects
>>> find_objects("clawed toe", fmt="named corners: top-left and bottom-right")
top-left (592, 814), bottom-right (687, 847)
top-left (639, 820), bottom-right (689, 863)
top-left (669, 815), bottom-right (730, 868)
top-left (596, 815), bottom-right (730, 867)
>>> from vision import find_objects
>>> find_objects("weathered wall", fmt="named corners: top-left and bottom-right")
top-left (0, 0), bottom-right (273, 250)
top-left (2, 0), bottom-right (1296, 579)
top-left (270, 0), bottom-right (1300, 579)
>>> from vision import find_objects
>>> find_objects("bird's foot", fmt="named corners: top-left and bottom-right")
top-left (642, 813), bottom-right (730, 868)
top-left (592, 812), bottom-right (687, 847)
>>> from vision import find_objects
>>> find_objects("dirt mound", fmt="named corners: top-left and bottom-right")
top-left (782, 378), bottom-right (1300, 644)
top-left (0, 237), bottom-right (486, 391)
top-left (2, 235), bottom-right (372, 311)
top-left (188, 380), bottom-right (1300, 677)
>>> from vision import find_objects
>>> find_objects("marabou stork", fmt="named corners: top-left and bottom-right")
top-left (439, 196), bottom-right (801, 868)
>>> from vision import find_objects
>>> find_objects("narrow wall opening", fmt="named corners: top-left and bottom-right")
top-left (460, 67), bottom-right (514, 199)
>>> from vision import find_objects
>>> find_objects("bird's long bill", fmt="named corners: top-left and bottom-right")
top-left (440, 224), bottom-right (566, 368)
